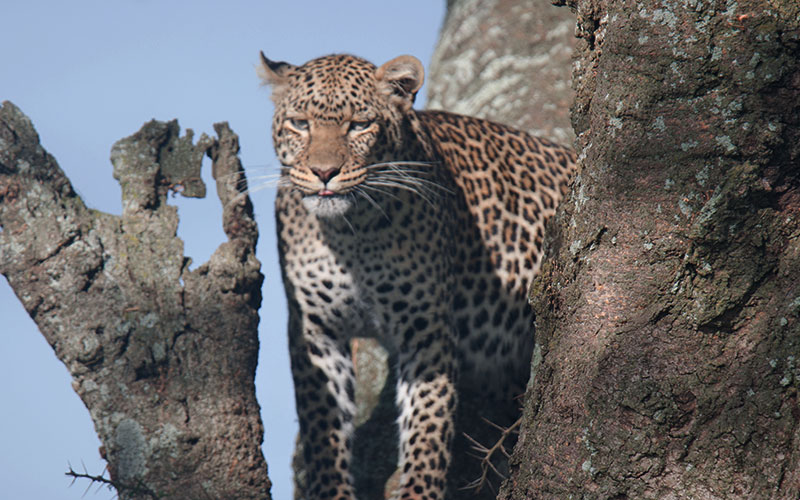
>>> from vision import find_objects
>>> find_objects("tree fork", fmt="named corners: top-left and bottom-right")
top-left (0, 102), bottom-right (271, 499)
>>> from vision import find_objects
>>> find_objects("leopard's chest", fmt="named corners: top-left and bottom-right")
top-left (277, 188), bottom-right (457, 346)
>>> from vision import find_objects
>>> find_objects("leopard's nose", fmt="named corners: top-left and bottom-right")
top-left (311, 167), bottom-right (340, 183)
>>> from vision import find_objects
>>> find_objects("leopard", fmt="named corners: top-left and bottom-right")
top-left (258, 51), bottom-right (576, 500)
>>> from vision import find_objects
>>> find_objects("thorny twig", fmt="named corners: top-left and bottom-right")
top-left (66, 463), bottom-right (160, 499)
top-left (460, 417), bottom-right (522, 494)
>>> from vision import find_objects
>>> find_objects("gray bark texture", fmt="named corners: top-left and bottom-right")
top-left (0, 102), bottom-right (270, 499)
top-left (427, 0), bottom-right (576, 144)
top-left (346, 1), bottom-right (577, 498)
top-left (499, 1), bottom-right (800, 499)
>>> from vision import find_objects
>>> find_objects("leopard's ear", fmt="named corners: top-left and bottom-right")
top-left (257, 51), bottom-right (296, 101)
top-left (376, 55), bottom-right (425, 111)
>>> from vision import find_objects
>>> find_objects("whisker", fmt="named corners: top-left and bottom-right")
top-left (365, 180), bottom-right (436, 207)
top-left (370, 168), bottom-right (436, 179)
top-left (368, 173), bottom-right (451, 202)
top-left (216, 164), bottom-right (283, 181)
top-left (341, 212), bottom-right (357, 235)
top-left (368, 163), bottom-right (454, 196)
top-left (243, 174), bottom-right (283, 184)
top-left (222, 176), bottom-right (289, 201)
top-left (371, 172), bottom-right (451, 193)
top-left (365, 160), bottom-right (437, 170)
top-left (248, 182), bottom-right (282, 194)
top-left (377, 164), bottom-right (447, 182)
top-left (358, 184), bottom-right (403, 203)
top-left (354, 186), bottom-right (390, 222)
top-left (378, 166), bottom-right (431, 173)
top-left (243, 163), bottom-right (275, 170)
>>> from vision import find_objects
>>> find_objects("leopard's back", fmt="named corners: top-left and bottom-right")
top-left (417, 110), bottom-right (575, 387)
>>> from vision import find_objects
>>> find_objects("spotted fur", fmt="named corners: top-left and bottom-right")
top-left (259, 52), bottom-right (575, 500)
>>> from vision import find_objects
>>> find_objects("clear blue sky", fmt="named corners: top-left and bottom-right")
top-left (0, 2), bottom-right (444, 498)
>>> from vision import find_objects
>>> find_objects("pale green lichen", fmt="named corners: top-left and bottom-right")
top-left (695, 164), bottom-right (710, 186)
top-left (715, 135), bottom-right (736, 153)
top-left (678, 198), bottom-right (693, 217)
top-left (527, 342), bottom-right (543, 389)
top-left (115, 418), bottom-right (148, 481)
top-left (569, 239), bottom-right (583, 257)
top-left (681, 141), bottom-right (699, 151)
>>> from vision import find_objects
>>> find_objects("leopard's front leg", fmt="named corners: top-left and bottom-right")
top-left (289, 309), bottom-right (358, 500)
top-left (393, 321), bottom-right (457, 500)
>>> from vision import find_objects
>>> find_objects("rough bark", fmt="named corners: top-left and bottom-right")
top-left (0, 102), bottom-right (270, 499)
top-left (501, 1), bottom-right (800, 499)
top-left (427, 0), bottom-right (576, 144)
top-left (348, 1), bottom-right (577, 498)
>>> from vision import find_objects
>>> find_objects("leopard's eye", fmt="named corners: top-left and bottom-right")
top-left (288, 118), bottom-right (309, 131)
top-left (348, 120), bottom-right (373, 133)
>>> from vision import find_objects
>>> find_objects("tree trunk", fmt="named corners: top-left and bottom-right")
top-left (0, 102), bottom-right (270, 499)
top-left (501, 1), bottom-right (800, 498)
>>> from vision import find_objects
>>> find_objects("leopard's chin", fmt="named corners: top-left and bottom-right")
top-left (302, 193), bottom-right (353, 217)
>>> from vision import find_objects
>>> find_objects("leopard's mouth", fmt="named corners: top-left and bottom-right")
top-left (302, 185), bottom-right (354, 198)
top-left (301, 190), bottom-right (354, 217)
top-left (295, 184), bottom-right (344, 197)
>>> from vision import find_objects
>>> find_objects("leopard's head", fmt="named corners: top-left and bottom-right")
top-left (258, 52), bottom-right (425, 217)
